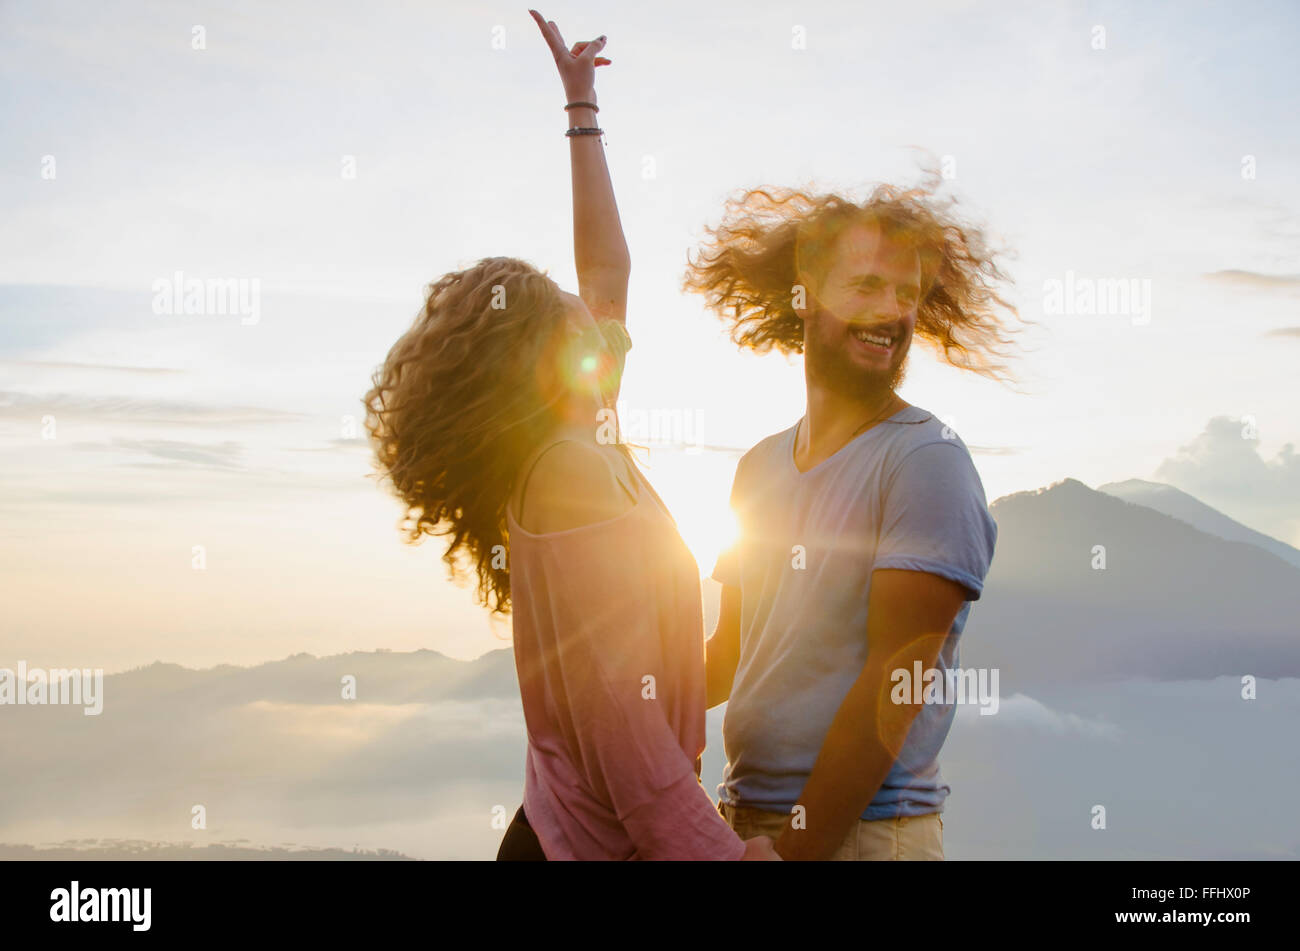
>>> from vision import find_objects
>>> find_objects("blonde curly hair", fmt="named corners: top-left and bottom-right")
top-left (683, 175), bottom-right (1027, 383)
top-left (362, 257), bottom-right (570, 615)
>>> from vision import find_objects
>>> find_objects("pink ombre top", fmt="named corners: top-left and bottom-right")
top-left (506, 446), bottom-right (745, 861)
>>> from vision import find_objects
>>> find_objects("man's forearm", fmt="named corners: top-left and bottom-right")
top-left (773, 657), bottom-right (924, 860)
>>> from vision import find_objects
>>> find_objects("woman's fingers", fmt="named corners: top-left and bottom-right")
top-left (572, 42), bottom-right (609, 66)
top-left (547, 20), bottom-right (568, 53)
top-left (572, 37), bottom-right (610, 66)
top-left (530, 10), bottom-right (610, 68)
top-left (577, 35), bottom-right (607, 61)
top-left (528, 9), bottom-right (565, 59)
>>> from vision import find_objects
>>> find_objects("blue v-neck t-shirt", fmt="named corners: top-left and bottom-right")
top-left (711, 404), bottom-right (998, 819)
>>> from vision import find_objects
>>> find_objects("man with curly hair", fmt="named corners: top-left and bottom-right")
top-left (686, 180), bottom-right (1021, 860)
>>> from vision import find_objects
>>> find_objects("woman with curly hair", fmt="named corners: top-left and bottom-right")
top-left (684, 180), bottom-right (1027, 860)
top-left (361, 11), bottom-right (778, 862)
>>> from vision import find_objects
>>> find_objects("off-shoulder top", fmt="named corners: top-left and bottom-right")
top-left (506, 443), bottom-right (745, 860)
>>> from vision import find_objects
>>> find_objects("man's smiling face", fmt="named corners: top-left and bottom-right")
top-left (800, 216), bottom-right (921, 402)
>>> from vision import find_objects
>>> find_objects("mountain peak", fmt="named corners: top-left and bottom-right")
top-left (1053, 477), bottom-right (1092, 491)
top-left (1096, 478), bottom-right (1300, 570)
top-left (991, 476), bottom-right (1096, 508)
top-left (1098, 477), bottom-right (1168, 491)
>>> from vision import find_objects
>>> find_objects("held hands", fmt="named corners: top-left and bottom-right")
top-left (741, 835), bottom-right (783, 861)
top-left (528, 9), bottom-right (610, 103)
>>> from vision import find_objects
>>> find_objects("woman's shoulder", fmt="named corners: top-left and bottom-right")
top-left (514, 437), bottom-right (636, 535)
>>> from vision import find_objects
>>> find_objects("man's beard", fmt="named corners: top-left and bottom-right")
top-left (805, 313), bottom-right (910, 405)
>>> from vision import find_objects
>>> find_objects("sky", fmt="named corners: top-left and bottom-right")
top-left (2, 0), bottom-right (1298, 672)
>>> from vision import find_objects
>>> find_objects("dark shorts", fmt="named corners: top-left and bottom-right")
top-left (495, 805), bottom-right (548, 861)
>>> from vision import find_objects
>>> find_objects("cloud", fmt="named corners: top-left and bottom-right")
top-left (1203, 269), bottom-right (1300, 288)
top-left (1153, 415), bottom-right (1300, 546)
top-left (3, 650), bottom-right (1297, 858)
top-left (0, 359), bottom-right (185, 374)
top-left (1264, 327), bottom-right (1300, 338)
top-left (1155, 415), bottom-right (1300, 505)
top-left (0, 390), bottom-right (303, 425)
top-left (73, 437), bottom-right (246, 470)
top-left (287, 438), bottom-right (370, 453)
top-left (956, 693), bottom-right (1121, 739)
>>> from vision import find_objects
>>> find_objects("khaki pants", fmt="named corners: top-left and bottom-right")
top-left (719, 801), bottom-right (944, 861)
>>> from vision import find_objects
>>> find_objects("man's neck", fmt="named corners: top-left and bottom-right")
top-left (794, 383), bottom-right (904, 473)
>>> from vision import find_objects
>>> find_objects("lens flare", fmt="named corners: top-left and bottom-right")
top-left (559, 325), bottom-right (624, 400)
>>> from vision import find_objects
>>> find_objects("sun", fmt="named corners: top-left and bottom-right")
top-left (671, 490), bottom-right (739, 577)
top-left (629, 446), bottom-right (740, 576)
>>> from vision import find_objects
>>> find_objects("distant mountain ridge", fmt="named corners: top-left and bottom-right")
top-left (20, 475), bottom-right (1291, 699)
top-left (959, 477), bottom-right (1300, 686)
top-left (5, 474), bottom-right (1299, 860)
top-left (0, 647), bottom-right (526, 862)
top-left (1097, 477), bottom-right (1300, 571)
top-left (99, 647), bottom-right (518, 708)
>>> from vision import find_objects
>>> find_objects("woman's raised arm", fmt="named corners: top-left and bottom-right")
top-left (530, 10), bottom-right (630, 326)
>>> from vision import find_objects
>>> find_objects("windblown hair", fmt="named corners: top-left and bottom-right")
top-left (362, 257), bottom-right (568, 615)
top-left (683, 174), bottom-right (1027, 383)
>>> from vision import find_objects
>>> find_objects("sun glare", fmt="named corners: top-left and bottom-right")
top-left (632, 447), bottom-right (740, 576)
